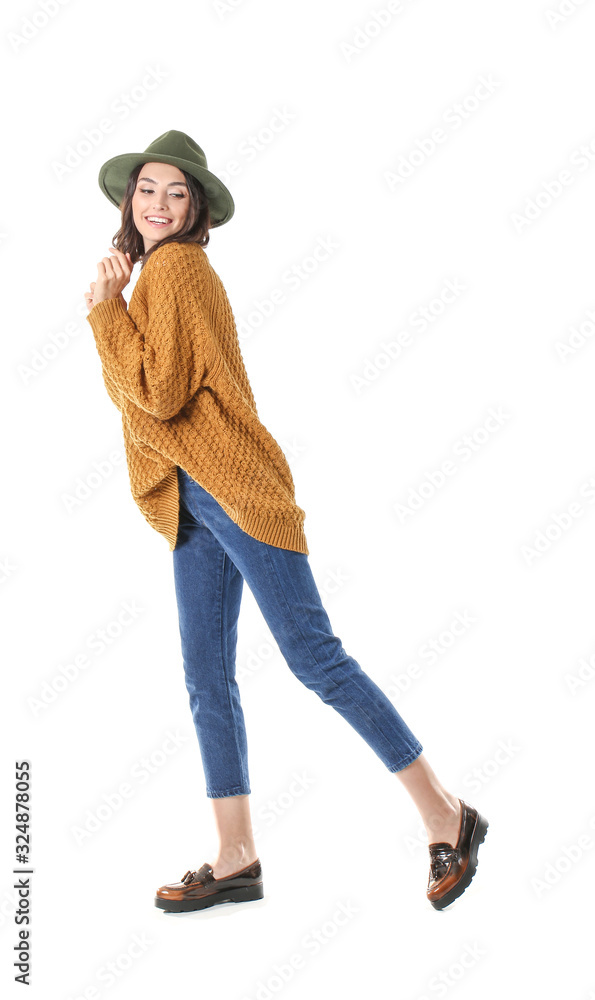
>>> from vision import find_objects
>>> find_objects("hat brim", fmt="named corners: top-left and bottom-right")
top-left (98, 152), bottom-right (234, 227)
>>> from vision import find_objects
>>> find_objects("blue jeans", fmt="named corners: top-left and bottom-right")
top-left (172, 466), bottom-right (423, 797)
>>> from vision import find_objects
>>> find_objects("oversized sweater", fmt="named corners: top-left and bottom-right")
top-left (86, 240), bottom-right (309, 554)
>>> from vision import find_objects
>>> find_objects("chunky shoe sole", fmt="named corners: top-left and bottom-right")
top-left (430, 812), bottom-right (489, 910)
top-left (155, 882), bottom-right (264, 912)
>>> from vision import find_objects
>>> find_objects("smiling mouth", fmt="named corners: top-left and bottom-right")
top-left (145, 216), bottom-right (173, 227)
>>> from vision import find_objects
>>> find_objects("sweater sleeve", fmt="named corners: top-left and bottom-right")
top-left (86, 245), bottom-right (208, 421)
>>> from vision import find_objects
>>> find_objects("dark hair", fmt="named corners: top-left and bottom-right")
top-left (110, 162), bottom-right (212, 268)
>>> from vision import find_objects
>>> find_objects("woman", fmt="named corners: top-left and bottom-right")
top-left (84, 130), bottom-right (488, 913)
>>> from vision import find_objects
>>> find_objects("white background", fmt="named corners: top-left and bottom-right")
top-left (3, 0), bottom-right (595, 997)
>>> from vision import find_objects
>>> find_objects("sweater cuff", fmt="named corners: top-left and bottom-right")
top-left (86, 296), bottom-right (129, 331)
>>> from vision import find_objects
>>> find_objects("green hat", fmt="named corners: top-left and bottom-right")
top-left (97, 129), bottom-right (234, 227)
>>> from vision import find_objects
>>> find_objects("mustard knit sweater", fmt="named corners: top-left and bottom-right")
top-left (86, 240), bottom-right (309, 554)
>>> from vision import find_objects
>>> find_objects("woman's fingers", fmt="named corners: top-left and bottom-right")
top-left (108, 246), bottom-right (133, 273)
top-left (104, 247), bottom-right (133, 280)
top-left (91, 248), bottom-right (132, 306)
top-left (101, 256), bottom-right (118, 275)
top-left (96, 248), bottom-right (132, 280)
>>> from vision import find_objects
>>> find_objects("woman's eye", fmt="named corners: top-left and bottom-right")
top-left (139, 188), bottom-right (183, 197)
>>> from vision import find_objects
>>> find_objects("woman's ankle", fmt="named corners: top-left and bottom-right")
top-left (213, 841), bottom-right (257, 871)
top-left (422, 794), bottom-right (461, 839)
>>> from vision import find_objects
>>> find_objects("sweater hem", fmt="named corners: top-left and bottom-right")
top-left (233, 507), bottom-right (309, 555)
top-left (137, 470), bottom-right (309, 555)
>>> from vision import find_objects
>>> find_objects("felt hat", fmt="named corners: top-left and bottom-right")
top-left (97, 129), bottom-right (234, 227)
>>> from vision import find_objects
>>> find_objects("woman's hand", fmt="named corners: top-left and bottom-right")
top-left (86, 247), bottom-right (133, 310)
top-left (84, 281), bottom-right (127, 313)
top-left (84, 282), bottom-right (96, 312)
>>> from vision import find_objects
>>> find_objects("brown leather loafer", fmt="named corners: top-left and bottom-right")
top-left (155, 858), bottom-right (264, 912)
top-left (426, 798), bottom-right (488, 910)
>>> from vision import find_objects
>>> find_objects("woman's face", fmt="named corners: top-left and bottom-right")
top-left (131, 161), bottom-right (191, 251)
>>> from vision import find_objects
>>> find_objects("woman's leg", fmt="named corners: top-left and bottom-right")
top-left (173, 466), bottom-right (478, 901)
top-left (395, 753), bottom-right (461, 845)
top-left (173, 485), bottom-right (261, 877)
top-left (176, 469), bottom-right (424, 776)
top-left (209, 794), bottom-right (258, 877)
top-left (173, 479), bottom-right (257, 812)
top-left (205, 759), bottom-right (462, 875)
top-left (174, 469), bottom-right (480, 905)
